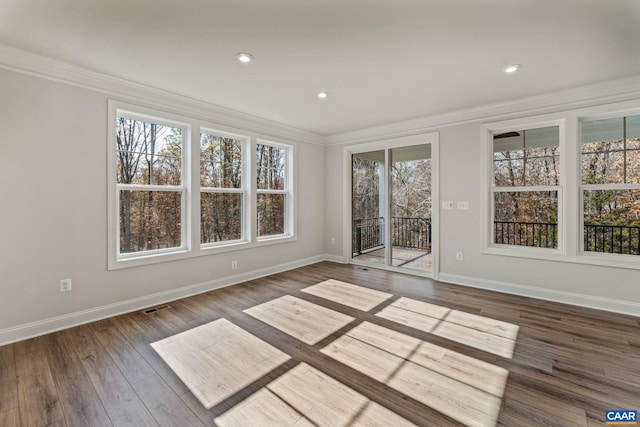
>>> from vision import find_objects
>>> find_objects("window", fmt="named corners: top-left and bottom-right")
top-left (581, 115), bottom-right (640, 256)
top-left (108, 101), bottom-right (296, 269)
top-left (256, 142), bottom-right (290, 238)
top-left (490, 125), bottom-right (561, 249)
top-left (115, 114), bottom-right (186, 256)
top-left (200, 131), bottom-right (245, 245)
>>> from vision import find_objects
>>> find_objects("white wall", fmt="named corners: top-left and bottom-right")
top-left (0, 68), bottom-right (325, 342)
top-left (325, 121), bottom-right (640, 316)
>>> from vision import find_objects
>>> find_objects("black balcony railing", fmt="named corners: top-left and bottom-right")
top-left (354, 219), bottom-right (640, 256)
top-left (352, 217), bottom-right (384, 254)
top-left (352, 217), bottom-right (431, 255)
top-left (494, 221), bottom-right (640, 255)
top-left (493, 220), bottom-right (558, 248)
top-left (393, 217), bottom-right (432, 250)
top-left (584, 223), bottom-right (640, 255)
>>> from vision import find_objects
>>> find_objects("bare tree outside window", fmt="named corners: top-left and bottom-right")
top-left (581, 115), bottom-right (640, 255)
top-left (256, 143), bottom-right (288, 237)
top-left (200, 133), bottom-right (243, 244)
top-left (116, 117), bottom-right (183, 254)
top-left (351, 146), bottom-right (432, 259)
top-left (492, 126), bottom-right (560, 248)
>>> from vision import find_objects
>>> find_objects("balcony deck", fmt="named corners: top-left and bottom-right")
top-left (353, 247), bottom-right (432, 271)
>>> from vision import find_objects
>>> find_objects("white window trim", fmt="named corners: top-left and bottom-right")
top-left (108, 100), bottom-right (296, 270)
top-left (342, 132), bottom-right (440, 279)
top-left (482, 116), bottom-right (566, 259)
top-left (199, 128), bottom-right (249, 249)
top-left (255, 139), bottom-right (296, 241)
top-left (577, 110), bottom-right (640, 265)
top-left (479, 101), bottom-right (640, 270)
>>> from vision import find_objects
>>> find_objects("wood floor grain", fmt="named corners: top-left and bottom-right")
top-left (1, 261), bottom-right (638, 426)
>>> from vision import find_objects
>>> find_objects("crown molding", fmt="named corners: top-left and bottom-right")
top-left (327, 74), bottom-right (640, 146)
top-left (4, 43), bottom-right (640, 148)
top-left (0, 43), bottom-right (326, 146)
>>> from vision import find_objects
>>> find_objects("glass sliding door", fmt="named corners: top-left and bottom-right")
top-left (390, 144), bottom-right (432, 272)
top-left (351, 141), bottom-right (434, 274)
top-left (352, 150), bottom-right (386, 266)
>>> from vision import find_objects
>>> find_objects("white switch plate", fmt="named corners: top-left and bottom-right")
top-left (442, 201), bottom-right (454, 210)
top-left (457, 201), bottom-right (469, 210)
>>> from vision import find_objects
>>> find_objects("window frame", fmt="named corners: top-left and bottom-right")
top-left (108, 100), bottom-right (296, 270)
top-left (108, 103), bottom-right (191, 268)
top-left (578, 111), bottom-right (640, 260)
top-left (199, 128), bottom-right (248, 248)
top-left (255, 139), bottom-right (295, 241)
top-left (482, 117), bottom-right (566, 259)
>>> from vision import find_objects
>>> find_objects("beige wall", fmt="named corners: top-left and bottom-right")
top-left (2, 64), bottom-right (639, 343)
top-left (0, 69), bottom-right (325, 338)
top-left (325, 122), bottom-right (640, 315)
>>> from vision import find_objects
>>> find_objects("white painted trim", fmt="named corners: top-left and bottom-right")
top-left (481, 115), bottom-right (567, 257)
top-left (3, 256), bottom-right (637, 345)
top-left (0, 255), bottom-right (326, 346)
top-left (0, 43), bottom-right (324, 146)
top-left (328, 75), bottom-right (640, 145)
top-left (344, 133), bottom-right (439, 277)
top-left (438, 273), bottom-right (640, 317)
top-left (323, 254), bottom-right (348, 263)
top-left (2, 43), bottom-right (640, 148)
top-left (431, 133), bottom-right (440, 279)
top-left (108, 100), bottom-right (300, 270)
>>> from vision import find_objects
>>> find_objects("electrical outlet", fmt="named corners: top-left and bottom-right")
top-left (231, 260), bottom-right (238, 270)
top-left (455, 251), bottom-right (464, 261)
top-left (457, 201), bottom-right (469, 210)
top-left (442, 201), bottom-right (454, 210)
top-left (59, 278), bottom-right (72, 292)
top-left (331, 237), bottom-right (336, 245)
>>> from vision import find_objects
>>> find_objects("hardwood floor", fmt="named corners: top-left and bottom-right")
top-left (1, 261), bottom-right (639, 426)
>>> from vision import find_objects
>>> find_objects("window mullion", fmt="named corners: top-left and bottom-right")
top-left (117, 184), bottom-right (184, 192)
top-left (492, 185), bottom-right (560, 193)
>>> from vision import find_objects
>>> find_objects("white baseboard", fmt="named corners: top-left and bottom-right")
top-left (0, 255), bottom-right (326, 346)
top-left (438, 273), bottom-right (640, 317)
top-left (322, 254), bottom-right (348, 263)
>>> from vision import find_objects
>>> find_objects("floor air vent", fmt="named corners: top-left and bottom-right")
top-left (142, 304), bottom-right (171, 315)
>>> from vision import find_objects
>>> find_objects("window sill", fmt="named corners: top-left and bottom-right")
top-left (109, 235), bottom-right (297, 270)
top-left (483, 245), bottom-right (565, 261)
top-left (483, 245), bottom-right (640, 270)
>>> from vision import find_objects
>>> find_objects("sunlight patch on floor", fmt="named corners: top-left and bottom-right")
top-left (150, 318), bottom-right (290, 409)
top-left (322, 322), bottom-right (508, 427)
top-left (376, 296), bottom-right (519, 358)
top-left (244, 295), bottom-right (355, 345)
top-left (301, 279), bottom-right (393, 311)
top-left (215, 362), bottom-right (417, 427)
top-left (153, 279), bottom-right (519, 426)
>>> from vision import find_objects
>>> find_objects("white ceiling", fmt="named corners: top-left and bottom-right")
top-left (1, 0), bottom-right (639, 136)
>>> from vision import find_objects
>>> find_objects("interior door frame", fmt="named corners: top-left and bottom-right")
top-left (342, 132), bottom-right (440, 279)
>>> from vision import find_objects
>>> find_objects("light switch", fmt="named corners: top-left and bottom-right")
top-left (457, 201), bottom-right (469, 210)
top-left (442, 201), bottom-right (454, 210)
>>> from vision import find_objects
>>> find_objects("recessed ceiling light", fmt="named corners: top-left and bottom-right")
top-left (317, 91), bottom-right (329, 99)
top-left (236, 52), bottom-right (253, 63)
top-left (504, 64), bottom-right (520, 74)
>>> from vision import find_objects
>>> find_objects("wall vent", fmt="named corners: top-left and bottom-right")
top-left (142, 304), bottom-right (171, 315)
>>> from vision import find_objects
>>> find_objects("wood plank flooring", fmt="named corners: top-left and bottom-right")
top-left (301, 279), bottom-right (393, 311)
top-left (151, 318), bottom-right (291, 409)
top-left (1, 261), bottom-right (639, 426)
top-left (243, 295), bottom-right (355, 345)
